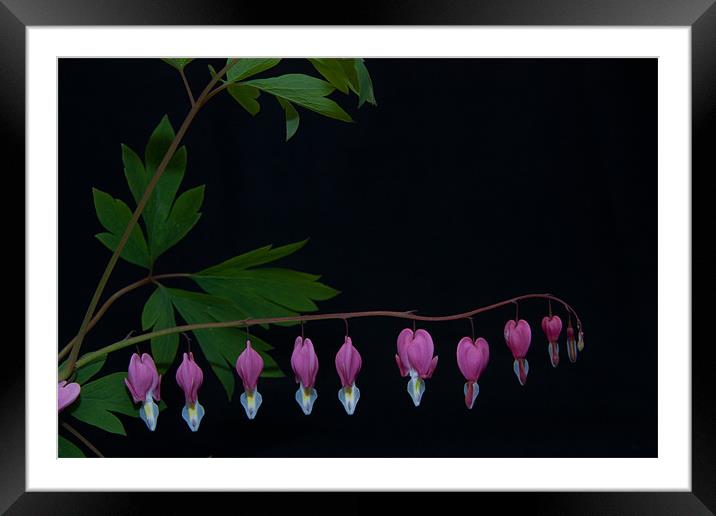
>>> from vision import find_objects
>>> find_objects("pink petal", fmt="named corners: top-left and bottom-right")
top-left (57, 381), bottom-right (80, 412)
top-left (236, 341), bottom-right (264, 391)
top-left (335, 337), bottom-right (362, 388)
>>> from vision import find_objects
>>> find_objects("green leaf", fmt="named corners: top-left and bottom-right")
top-left (59, 354), bottom-right (107, 385)
top-left (228, 84), bottom-right (261, 116)
top-left (242, 74), bottom-right (353, 123)
top-left (199, 239), bottom-right (308, 275)
top-left (92, 188), bottom-right (150, 268)
top-left (165, 288), bottom-right (283, 400)
top-left (276, 97), bottom-right (300, 141)
top-left (355, 58), bottom-right (377, 107)
top-left (58, 435), bottom-right (84, 458)
top-left (226, 58), bottom-right (281, 82)
top-left (121, 144), bottom-right (147, 207)
top-left (154, 185), bottom-right (204, 259)
top-left (162, 58), bottom-right (193, 71)
top-left (309, 58), bottom-right (352, 94)
top-left (142, 286), bottom-right (179, 374)
top-left (144, 116), bottom-right (188, 258)
top-left (69, 372), bottom-right (167, 435)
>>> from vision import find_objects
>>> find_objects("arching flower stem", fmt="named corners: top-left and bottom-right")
top-left (62, 292), bottom-right (582, 380)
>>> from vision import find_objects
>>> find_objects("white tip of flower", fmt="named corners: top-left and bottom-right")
top-left (407, 376), bottom-right (425, 407)
top-left (295, 383), bottom-right (317, 415)
top-left (181, 401), bottom-right (205, 432)
top-left (463, 381), bottom-right (479, 409)
top-left (140, 398), bottom-right (159, 432)
top-left (240, 389), bottom-right (263, 420)
top-left (338, 383), bottom-right (360, 415)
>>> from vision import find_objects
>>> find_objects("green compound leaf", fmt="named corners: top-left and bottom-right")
top-left (242, 74), bottom-right (353, 123)
top-left (117, 116), bottom-right (203, 267)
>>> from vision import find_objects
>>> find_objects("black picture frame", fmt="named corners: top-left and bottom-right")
top-left (5, 1), bottom-right (712, 513)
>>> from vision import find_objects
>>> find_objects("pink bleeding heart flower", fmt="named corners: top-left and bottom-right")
top-left (566, 322), bottom-right (578, 363)
top-left (236, 340), bottom-right (264, 419)
top-left (335, 336), bottom-right (362, 415)
top-left (395, 328), bottom-right (438, 406)
top-left (291, 336), bottom-right (319, 415)
top-left (456, 337), bottom-right (490, 409)
top-left (541, 315), bottom-right (563, 368)
top-left (577, 329), bottom-right (585, 352)
top-left (124, 352), bottom-right (162, 431)
top-left (175, 352), bottom-right (205, 432)
top-left (57, 381), bottom-right (80, 413)
top-left (504, 319), bottom-right (532, 386)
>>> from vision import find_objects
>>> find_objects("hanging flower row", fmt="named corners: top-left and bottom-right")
top-left (57, 308), bottom-right (585, 432)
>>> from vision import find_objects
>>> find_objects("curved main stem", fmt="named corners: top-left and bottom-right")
top-left (58, 273), bottom-right (190, 362)
top-left (64, 292), bottom-right (582, 378)
top-left (62, 59), bottom-right (237, 378)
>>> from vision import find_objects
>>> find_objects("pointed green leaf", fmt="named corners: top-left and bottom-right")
top-left (242, 74), bottom-right (353, 122)
top-left (309, 58), bottom-right (352, 94)
top-left (92, 188), bottom-right (150, 268)
top-left (58, 435), bottom-right (85, 458)
top-left (121, 144), bottom-right (148, 207)
top-left (276, 97), bottom-right (300, 141)
top-left (228, 84), bottom-right (261, 116)
top-left (226, 58), bottom-right (281, 82)
top-left (153, 185), bottom-right (204, 259)
top-left (355, 58), bottom-right (377, 107)
top-left (143, 116), bottom-right (188, 257)
top-left (142, 286), bottom-right (179, 374)
top-left (162, 58), bottom-right (194, 71)
top-left (199, 239), bottom-right (308, 276)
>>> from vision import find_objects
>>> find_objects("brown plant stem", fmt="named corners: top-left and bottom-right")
top-left (61, 421), bottom-right (105, 458)
top-left (62, 59), bottom-right (237, 379)
top-left (58, 273), bottom-right (190, 362)
top-left (64, 292), bottom-right (582, 378)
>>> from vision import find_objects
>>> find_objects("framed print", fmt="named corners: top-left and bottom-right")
top-left (5, 0), bottom-right (713, 513)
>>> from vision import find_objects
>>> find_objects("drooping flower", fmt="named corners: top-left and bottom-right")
top-left (577, 330), bottom-right (585, 352)
top-left (541, 315), bottom-right (563, 368)
top-left (456, 337), bottom-right (490, 409)
top-left (236, 340), bottom-right (264, 420)
top-left (504, 319), bottom-right (532, 386)
top-left (291, 336), bottom-right (319, 415)
top-left (335, 336), bottom-right (362, 415)
top-left (125, 352), bottom-right (162, 431)
top-left (395, 328), bottom-right (438, 406)
top-left (57, 381), bottom-right (80, 413)
top-left (175, 352), bottom-right (205, 432)
top-left (566, 321), bottom-right (578, 363)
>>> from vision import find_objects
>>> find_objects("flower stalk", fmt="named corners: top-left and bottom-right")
top-left (61, 292), bottom-right (582, 381)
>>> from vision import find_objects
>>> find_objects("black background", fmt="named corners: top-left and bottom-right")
top-left (59, 58), bottom-right (656, 458)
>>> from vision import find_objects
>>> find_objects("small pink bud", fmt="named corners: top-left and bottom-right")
top-left (175, 352), bottom-right (205, 431)
top-left (291, 337), bottom-right (319, 415)
top-left (236, 341), bottom-right (265, 420)
top-left (335, 336), bottom-right (362, 415)
top-left (541, 315), bottom-right (562, 368)
top-left (566, 323), bottom-right (578, 363)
